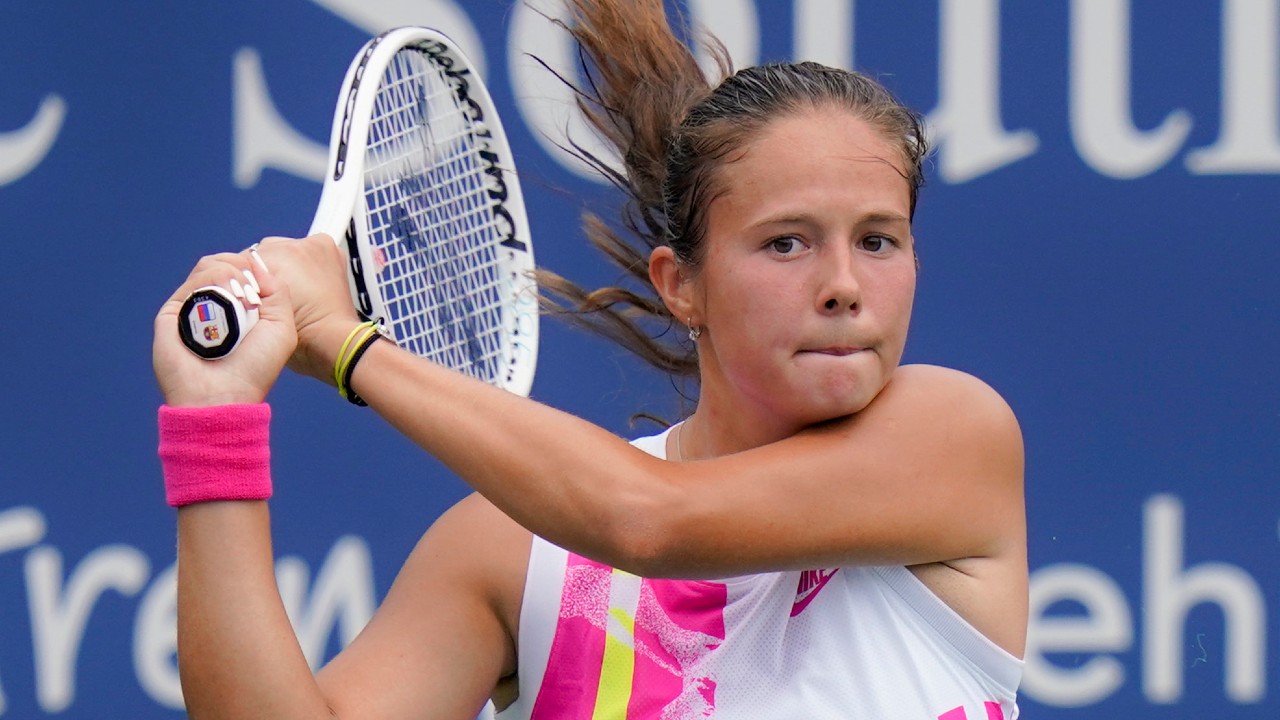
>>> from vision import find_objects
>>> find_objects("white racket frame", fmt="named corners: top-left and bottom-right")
top-left (308, 26), bottom-right (538, 397)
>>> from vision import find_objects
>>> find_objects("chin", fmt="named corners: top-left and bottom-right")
top-left (819, 376), bottom-right (887, 417)
top-left (788, 387), bottom-right (878, 426)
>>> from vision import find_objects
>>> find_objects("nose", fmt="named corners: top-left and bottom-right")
top-left (819, 250), bottom-right (860, 314)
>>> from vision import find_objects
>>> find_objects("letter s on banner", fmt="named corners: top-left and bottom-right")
top-left (508, 0), bottom-right (761, 182)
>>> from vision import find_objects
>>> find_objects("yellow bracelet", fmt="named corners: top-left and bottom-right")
top-left (338, 325), bottom-right (388, 406)
top-left (333, 321), bottom-right (379, 390)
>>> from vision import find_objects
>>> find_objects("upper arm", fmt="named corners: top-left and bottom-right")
top-left (635, 364), bottom-right (1025, 577)
top-left (315, 493), bottom-right (531, 720)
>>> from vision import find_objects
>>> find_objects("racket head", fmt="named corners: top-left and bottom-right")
top-left (311, 27), bottom-right (538, 397)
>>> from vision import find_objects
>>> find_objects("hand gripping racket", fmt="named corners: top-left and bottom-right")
top-left (179, 26), bottom-right (538, 396)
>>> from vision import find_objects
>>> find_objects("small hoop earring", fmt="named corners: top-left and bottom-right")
top-left (687, 318), bottom-right (702, 342)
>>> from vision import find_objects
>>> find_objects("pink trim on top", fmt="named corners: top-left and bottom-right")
top-left (157, 404), bottom-right (272, 507)
top-left (530, 554), bottom-right (613, 719)
top-left (530, 554), bottom-right (729, 720)
top-left (937, 702), bottom-right (1005, 720)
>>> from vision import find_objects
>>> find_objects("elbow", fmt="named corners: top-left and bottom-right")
top-left (609, 530), bottom-right (668, 578)
top-left (598, 466), bottom-right (685, 577)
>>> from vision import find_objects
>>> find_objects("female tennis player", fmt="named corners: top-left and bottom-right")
top-left (153, 1), bottom-right (1026, 717)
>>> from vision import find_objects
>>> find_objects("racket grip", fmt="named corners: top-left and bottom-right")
top-left (177, 285), bottom-right (260, 360)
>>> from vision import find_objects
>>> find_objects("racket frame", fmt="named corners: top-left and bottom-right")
top-left (309, 27), bottom-right (539, 396)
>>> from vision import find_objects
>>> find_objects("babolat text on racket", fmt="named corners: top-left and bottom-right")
top-left (178, 26), bottom-right (538, 396)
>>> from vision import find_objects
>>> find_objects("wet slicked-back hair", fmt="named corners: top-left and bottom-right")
top-left (537, 0), bottom-right (928, 379)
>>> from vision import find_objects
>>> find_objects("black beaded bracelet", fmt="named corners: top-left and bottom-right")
top-left (339, 325), bottom-right (388, 406)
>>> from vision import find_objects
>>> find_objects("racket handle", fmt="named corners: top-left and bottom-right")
top-left (177, 284), bottom-right (260, 360)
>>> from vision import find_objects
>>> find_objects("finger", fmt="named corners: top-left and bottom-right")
top-left (237, 247), bottom-right (283, 297)
top-left (242, 275), bottom-right (262, 306)
top-left (162, 254), bottom-right (245, 308)
top-left (162, 253), bottom-right (272, 315)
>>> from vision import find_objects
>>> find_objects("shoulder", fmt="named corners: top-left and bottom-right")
top-left (877, 364), bottom-right (1020, 433)
top-left (842, 363), bottom-right (1024, 478)
top-left (889, 363), bottom-right (1011, 401)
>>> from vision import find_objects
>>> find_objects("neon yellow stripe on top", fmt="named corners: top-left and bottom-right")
top-left (592, 569), bottom-right (639, 719)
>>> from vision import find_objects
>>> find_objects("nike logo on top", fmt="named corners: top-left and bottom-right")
top-left (790, 568), bottom-right (839, 617)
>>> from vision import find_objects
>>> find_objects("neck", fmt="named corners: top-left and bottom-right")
top-left (690, 352), bottom-right (816, 456)
top-left (679, 390), bottom-right (811, 462)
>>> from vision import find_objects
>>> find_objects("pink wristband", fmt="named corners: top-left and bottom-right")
top-left (158, 404), bottom-right (272, 507)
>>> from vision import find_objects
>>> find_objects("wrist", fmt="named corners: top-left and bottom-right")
top-left (158, 403), bottom-right (272, 507)
top-left (161, 376), bottom-right (269, 408)
top-left (296, 318), bottom-right (366, 386)
top-left (163, 389), bottom-right (268, 408)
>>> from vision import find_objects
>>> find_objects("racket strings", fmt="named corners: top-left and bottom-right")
top-left (362, 48), bottom-right (513, 381)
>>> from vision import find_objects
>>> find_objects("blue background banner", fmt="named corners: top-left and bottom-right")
top-left (1, 1), bottom-right (1277, 717)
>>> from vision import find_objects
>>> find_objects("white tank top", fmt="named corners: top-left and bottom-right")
top-left (497, 428), bottom-right (1022, 720)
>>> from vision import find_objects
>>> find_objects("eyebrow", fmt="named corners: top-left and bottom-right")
top-left (755, 210), bottom-right (911, 228)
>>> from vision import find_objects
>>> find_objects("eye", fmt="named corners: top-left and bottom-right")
top-left (859, 235), bottom-right (896, 253)
top-left (766, 235), bottom-right (808, 257)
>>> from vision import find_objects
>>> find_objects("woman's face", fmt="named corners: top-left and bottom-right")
top-left (688, 107), bottom-right (918, 434)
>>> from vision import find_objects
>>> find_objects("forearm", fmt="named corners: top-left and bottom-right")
top-left (176, 502), bottom-right (335, 719)
top-left (344, 332), bottom-right (672, 571)
top-left (159, 405), bottom-right (334, 719)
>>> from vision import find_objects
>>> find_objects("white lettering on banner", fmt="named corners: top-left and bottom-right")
top-left (506, 0), bottom-right (604, 181)
top-left (1024, 564), bottom-right (1133, 706)
top-left (926, 0), bottom-right (1039, 183)
top-left (687, 0), bottom-right (761, 77)
top-left (794, 0), bottom-right (854, 70)
top-left (309, 0), bottom-right (484, 75)
top-left (1023, 494), bottom-right (1268, 708)
top-left (1143, 494), bottom-right (1266, 703)
top-left (0, 493), bottom-right (1275, 714)
top-left (0, 507), bottom-right (47, 716)
top-left (232, 48), bottom-right (329, 189)
top-left (133, 563), bottom-right (181, 710)
top-left (1070, 0), bottom-right (1194, 179)
top-left (233, 0), bottom-right (481, 188)
top-left (0, 505), bottom-right (45, 554)
top-left (27, 544), bottom-right (150, 712)
top-left (0, 506), bottom-right (377, 717)
top-left (1185, 0), bottom-right (1280, 173)
top-left (230, 0), bottom-right (1280, 187)
top-left (506, 0), bottom-right (762, 181)
top-left (0, 94), bottom-right (66, 186)
top-left (277, 536), bottom-right (377, 668)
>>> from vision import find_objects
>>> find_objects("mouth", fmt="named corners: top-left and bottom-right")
top-left (800, 346), bottom-right (865, 357)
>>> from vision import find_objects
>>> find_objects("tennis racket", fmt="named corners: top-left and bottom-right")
top-left (178, 26), bottom-right (538, 397)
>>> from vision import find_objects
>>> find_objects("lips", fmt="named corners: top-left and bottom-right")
top-left (801, 346), bottom-right (864, 356)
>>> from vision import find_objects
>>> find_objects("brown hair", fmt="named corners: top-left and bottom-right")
top-left (536, 0), bottom-right (928, 380)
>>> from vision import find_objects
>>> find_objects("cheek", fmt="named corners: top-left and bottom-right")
top-left (873, 268), bottom-right (917, 331)
top-left (704, 289), bottom-right (797, 384)
top-left (709, 275), bottom-right (799, 350)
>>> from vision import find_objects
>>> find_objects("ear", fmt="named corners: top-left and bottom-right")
top-left (648, 246), bottom-right (697, 325)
